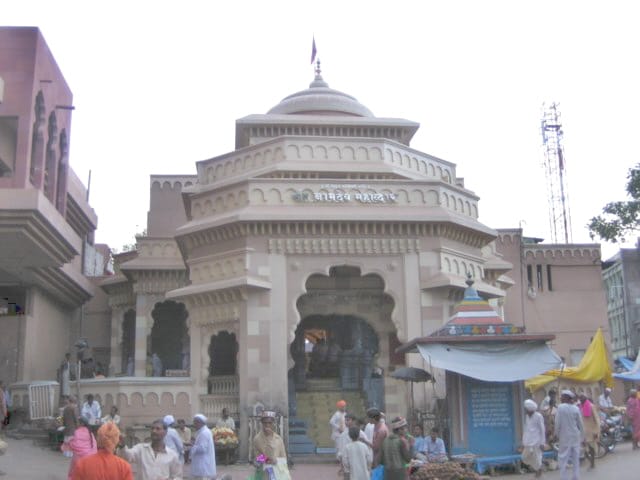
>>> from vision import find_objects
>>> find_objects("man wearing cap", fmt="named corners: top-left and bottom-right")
top-left (163, 415), bottom-right (185, 464)
top-left (598, 388), bottom-right (614, 416)
top-left (330, 400), bottom-right (347, 450)
top-left (253, 411), bottom-right (287, 464)
top-left (116, 419), bottom-right (182, 480)
top-left (190, 414), bottom-right (216, 479)
top-left (380, 417), bottom-right (411, 480)
top-left (521, 399), bottom-right (545, 478)
top-left (554, 390), bottom-right (584, 480)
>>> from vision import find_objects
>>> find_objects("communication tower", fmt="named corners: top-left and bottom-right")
top-left (541, 102), bottom-right (572, 243)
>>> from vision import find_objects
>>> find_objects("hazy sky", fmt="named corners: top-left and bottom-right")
top-left (5, 0), bottom-right (640, 259)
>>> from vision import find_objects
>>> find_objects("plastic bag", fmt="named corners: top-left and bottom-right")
top-left (371, 464), bottom-right (385, 480)
top-left (273, 458), bottom-right (292, 480)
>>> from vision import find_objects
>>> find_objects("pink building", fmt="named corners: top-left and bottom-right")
top-left (0, 27), bottom-right (110, 411)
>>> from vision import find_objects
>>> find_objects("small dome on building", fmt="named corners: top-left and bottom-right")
top-left (268, 64), bottom-right (374, 117)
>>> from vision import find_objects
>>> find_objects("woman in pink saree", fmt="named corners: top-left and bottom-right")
top-left (63, 415), bottom-right (97, 480)
top-left (626, 389), bottom-right (640, 450)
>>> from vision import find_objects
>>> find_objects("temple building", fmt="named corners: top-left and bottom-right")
top-left (98, 61), bottom-right (515, 453)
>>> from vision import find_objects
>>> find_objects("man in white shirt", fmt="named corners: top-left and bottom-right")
top-left (163, 414), bottom-right (185, 463)
top-left (598, 387), bottom-right (614, 415)
top-left (336, 414), bottom-right (370, 461)
top-left (521, 399), bottom-right (546, 478)
top-left (190, 413), bottom-right (216, 479)
top-left (341, 426), bottom-right (373, 480)
top-left (330, 400), bottom-right (347, 450)
top-left (117, 419), bottom-right (182, 480)
top-left (215, 408), bottom-right (236, 431)
top-left (81, 394), bottom-right (102, 430)
top-left (102, 406), bottom-right (121, 426)
top-left (555, 390), bottom-right (584, 480)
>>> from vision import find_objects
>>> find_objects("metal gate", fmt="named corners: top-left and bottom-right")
top-left (28, 381), bottom-right (58, 420)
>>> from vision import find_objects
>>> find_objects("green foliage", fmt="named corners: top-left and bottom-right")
top-left (588, 165), bottom-right (640, 243)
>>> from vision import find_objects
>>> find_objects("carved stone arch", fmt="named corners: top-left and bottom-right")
top-left (472, 204), bottom-right (478, 218)
top-left (453, 259), bottom-right (460, 274)
top-left (263, 148), bottom-right (273, 164)
top-left (356, 146), bottom-right (369, 161)
top-left (444, 257), bottom-right (452, 272)
top-left (254, 151), bottom-right (264, 167)
top-left (224, 161), bottom-right (232, 176)
top-left (428, 164), bottom-right (436, 177)
top-left (314, 145), bottom-right (328, 159)
top-left (402, 153), bottom-right (411, 169)
top-left (117, 393), bottom-right (129, 407)
top-left (384, 148), bottom-right (394, 162)
top-left (44, 111), bottom-right (58, 201)
top-left (250, 188), bottom-right (266, 204)
top-left (104, 393), bottom-right (114, 411)
top-left (226, 192), bottom-right (236, 208)
top-left (291, 263), bottom-right (401, 343)
top-left (30, 91), bottom-right (46, 187)
top-left (370, 147), bottom-right (382, 161)
top-left (131, 392), bottom-right (144, 409)
top-left (425, 189), bottom-right (439, 206)
top-left (410, 189), bottom-right (425, 204)
top-left (342, 146), bottom-right (355, 161)
top-left (237, 189), bottom-right (248, 206)
top-left (267, 188), bottom-right (283, 203)
top-left (233, 157), bottom-right (242, 172)
top-left (162, 181), bottom-right (171, 190)
top-left (55, 129), bottom-right (69, 213)
top-left (160, 392), bottom-right (174, 410)
top-left (145, 392), bottom-right (159, 407)
top-left (465, 201), bottom-right (471, 215)
top-left (436, 166), bottom-right (443, 180)
top-left (203, 199), bottom-right (213, 214)
top-left (392, 150), bottom-right (402, 165)
top-left (206, 166), bottom-right (215, 183)
top-left (214, 196), bottom-right (224, 212)
top-left (396, 189), bottom-right (409, 203)
top-left (300, 144), bottom-right (313, 160)
top-left (458, 198), bottom-right (464, 212)
top-left (215, 164), bottom-right (223, 179)
top-left (442, 169), bottom-right (452, 183)
top-left (274, 146), bottom-right (285, 161)
top-left (442, 192), bottom-right (450, 208)
top-left (150, 301), bottom-right (190, 373)
top-left (328, 146), bottom-right (341, 161)
top-left (151, 181), bottom-right (162, 189)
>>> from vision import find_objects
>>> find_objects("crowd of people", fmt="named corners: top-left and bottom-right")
top-left (54, 392), bottom-right (243, 480)
top-left (328, 399), bottom-right (449, 480)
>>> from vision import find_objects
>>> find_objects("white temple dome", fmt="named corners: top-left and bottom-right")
top-left (268, 70), bottom-right (374, 117)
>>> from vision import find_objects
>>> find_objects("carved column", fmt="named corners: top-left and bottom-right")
top-left (109, 307), bottom-right (123, 375)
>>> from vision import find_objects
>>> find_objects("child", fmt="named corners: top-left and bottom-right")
top-left (341, 426), bottom-right (372, 480)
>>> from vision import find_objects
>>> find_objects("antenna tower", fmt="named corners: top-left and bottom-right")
top-left (541, 102), bottom-right (572, 243)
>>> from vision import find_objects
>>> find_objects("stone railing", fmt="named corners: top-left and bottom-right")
top-left (208, 375), bottom-right (238, 396)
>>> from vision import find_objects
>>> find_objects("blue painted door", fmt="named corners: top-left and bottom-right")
top-left (466, 378), bottom-right (515, 456)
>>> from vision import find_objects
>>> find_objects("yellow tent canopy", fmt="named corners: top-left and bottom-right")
top-left (525, 328), bottom-right (614, 392)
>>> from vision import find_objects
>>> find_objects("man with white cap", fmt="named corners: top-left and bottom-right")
top-left (598, 387), bottom-right (614, 416)
top-left (190, 414), bottom-right (216, 479)
top-left (253, 410), bottom-right (287, 463)
top-left (521, 399), bottom-right (545, 478)
top-left (554, 389), bottom-right (584, 480)
top-left (163, 414), bottom-right (185, 463)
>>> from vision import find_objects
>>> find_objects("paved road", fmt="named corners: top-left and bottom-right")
top-left (2, 435), bottom-right (640, 479)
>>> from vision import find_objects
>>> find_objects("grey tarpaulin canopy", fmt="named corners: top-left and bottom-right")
top-left (415, 341), bottom-right (562, 382)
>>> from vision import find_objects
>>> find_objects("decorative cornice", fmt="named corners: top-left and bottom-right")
top-left (268, 237), bottom-right (420, 255)
top-left (31, 266), bottom-right (93, 307)
top-left (102, 280), bottom-right (135, 309)
top-left (179, 221), bottom-right (493, 252)
top-left (127, 270), bottom-right (188, 294)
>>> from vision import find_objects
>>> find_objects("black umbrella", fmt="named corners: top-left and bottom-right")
top-left (390, 367), bottom-right (433, 383)
top-left (390, 367), bottom-right (434, 420)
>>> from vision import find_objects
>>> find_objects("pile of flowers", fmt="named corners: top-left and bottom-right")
top-left (254, 454), bottom-right (275, 479)
top-left (211, 427), bottom-right (239, 447)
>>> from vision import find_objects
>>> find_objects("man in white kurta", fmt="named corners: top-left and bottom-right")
top-left (555, 390), bottom-right (584, 480)
top-left (521, 399), bottom-right (545, 478)
top-left (190, 414), bottom-right (216, 479)
top-left (342, 426), bottom-right (372, 480)
top-left (330, 400), bottom-right (347, 449)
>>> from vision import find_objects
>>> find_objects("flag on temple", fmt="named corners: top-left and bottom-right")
top-left (310, 36), bottom-right (317, 64)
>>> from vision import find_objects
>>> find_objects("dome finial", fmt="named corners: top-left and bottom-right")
top-left (309, 58), bottom-right (328, 88)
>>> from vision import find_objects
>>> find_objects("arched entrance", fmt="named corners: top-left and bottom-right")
top-left (290, 265), bottom-right (394, 450)
top-left (149, 301), bottom-right (189, 375)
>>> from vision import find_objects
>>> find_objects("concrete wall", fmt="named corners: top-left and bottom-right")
top-left (21, 287), bottom-right (77, 381)
top-left (147, 177), bottom-right (195, 237)
top-left (0, 315), bottom-right (20, 384)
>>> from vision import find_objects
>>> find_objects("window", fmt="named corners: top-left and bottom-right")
top-left (547, 265), bottom-right (553, 291)
top-left (527, 265), bottom-right (533, 287)
top-left (536, 265), bottom-right (543, 291)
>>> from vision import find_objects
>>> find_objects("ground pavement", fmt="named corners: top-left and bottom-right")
top-left (2, 436), bottom-right (640, 479)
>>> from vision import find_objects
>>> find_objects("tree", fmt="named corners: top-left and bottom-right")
top-left (588, 164), bottom-right (640, 243)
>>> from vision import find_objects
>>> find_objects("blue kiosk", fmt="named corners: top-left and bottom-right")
top-left (398, 278), bottom-right (562, 474)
